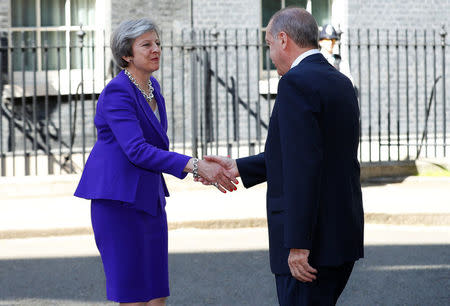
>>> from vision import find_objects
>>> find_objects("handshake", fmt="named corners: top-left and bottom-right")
top-left (189, 156), bottom-right (240, 193)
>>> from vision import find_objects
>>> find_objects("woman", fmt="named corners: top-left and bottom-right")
top-left (75, 18), bottom-right (237, 306)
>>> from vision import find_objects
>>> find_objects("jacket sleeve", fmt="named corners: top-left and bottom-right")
top-left (236, 152), bottom-right (267, 188)
top-left (277, 76), bottom-right (323, 250)
top-left (100, 82), bottom-right (191, 179)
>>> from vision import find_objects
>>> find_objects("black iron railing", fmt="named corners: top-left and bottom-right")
top-left (346, 26), bottom-right (449, 162)
top-left (0, 26), bottom-right (448, 176)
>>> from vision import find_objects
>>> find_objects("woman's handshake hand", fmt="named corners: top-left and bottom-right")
top-left (195, 156), bottom-right (240, 193)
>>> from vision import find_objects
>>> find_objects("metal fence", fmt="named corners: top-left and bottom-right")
top-left (0, 28), bottom-right (108, 176)
top-left (345, 26), bottom-right (449, 162)
top-left (0, 26), bottom-right (448, 176)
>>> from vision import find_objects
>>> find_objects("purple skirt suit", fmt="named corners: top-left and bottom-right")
top-left (74, 71), bottom-right (191, 302)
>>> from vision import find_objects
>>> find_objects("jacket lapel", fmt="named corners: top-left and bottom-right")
top-left (153, 84), bottom-right (168, 133)
top-left (121, 72), bottom-right (170, 148)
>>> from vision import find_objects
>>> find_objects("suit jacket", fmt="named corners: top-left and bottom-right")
top-left (75, 70), bottom-right (191, 216)
top-left (237, 53), bottom-right (364, 274)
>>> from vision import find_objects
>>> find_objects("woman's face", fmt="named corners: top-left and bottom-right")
top-left (126, 30), bottom-right (161, 74)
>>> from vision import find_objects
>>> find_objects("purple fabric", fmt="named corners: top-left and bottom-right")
top-left (91, 199), bottom-right (169, 302)
top-left (75, 71), bottom-right (191, 216)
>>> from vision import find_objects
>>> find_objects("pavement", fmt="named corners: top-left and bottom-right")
top-left (0, 226), bottom-right (449, 305)
top-left (0, 174), bottom-right (449, 305)
top-left (0, 174), bottom-right (449, 238)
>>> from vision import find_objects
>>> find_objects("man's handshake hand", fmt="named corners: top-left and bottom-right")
top-left (195, 156), bottom-right (240, 193)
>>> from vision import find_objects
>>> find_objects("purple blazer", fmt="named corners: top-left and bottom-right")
top-left (74, 70), bottom-right (191, 216)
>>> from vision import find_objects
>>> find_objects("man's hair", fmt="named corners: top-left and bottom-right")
top-left (269, 7), bottom-right (319, 49)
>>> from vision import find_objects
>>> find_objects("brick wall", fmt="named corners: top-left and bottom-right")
top-left (0, 0), bottom-right (9, 29)
top-left (193, 0), bottom-right (260, 28)
top-left (346, 0), bottom-right (450, 29)
top-left (110, 0), bottom-right (260, 30)
top-left (110, 0), bottom-right (190, 30)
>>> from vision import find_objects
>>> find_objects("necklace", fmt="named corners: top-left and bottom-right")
top-left (124, 69), bottom-right (154, 103)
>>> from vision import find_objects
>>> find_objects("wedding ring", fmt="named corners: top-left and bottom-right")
top-left (212, 182), bottom-right (219, 188)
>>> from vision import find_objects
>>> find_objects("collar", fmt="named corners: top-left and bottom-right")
top-left (290, 49), bottom-right (320, 69)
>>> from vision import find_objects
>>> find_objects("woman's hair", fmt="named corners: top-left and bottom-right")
top-left (111, 18), bottom-right (160, 68)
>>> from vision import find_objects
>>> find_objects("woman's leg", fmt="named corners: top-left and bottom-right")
top-left (120, 298), bottom-right (166, 306)
top-left (147, 297), bottom-right (166, 306)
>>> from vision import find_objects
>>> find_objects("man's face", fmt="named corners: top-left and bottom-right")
top-left (265, 25), bottom-right (289, 76)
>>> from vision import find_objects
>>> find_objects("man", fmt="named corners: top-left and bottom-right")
top-left (205, 7), bottom-right (364, 306)
top-left (318, 24), bottom-right (354, 84)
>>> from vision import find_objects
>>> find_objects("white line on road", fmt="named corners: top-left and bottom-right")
top-left (364, 264), bottom-right (450, 271)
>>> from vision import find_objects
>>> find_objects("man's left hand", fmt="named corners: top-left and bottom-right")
top-left (288, 248), bottom-right (317, 282)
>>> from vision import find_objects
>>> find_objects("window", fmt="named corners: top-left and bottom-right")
top-left (311, 0), bottom-right (332, 26)
top-left (10, 0), bottom-right (96, 71)
top-left (262, 0), bottom-right (331, 28)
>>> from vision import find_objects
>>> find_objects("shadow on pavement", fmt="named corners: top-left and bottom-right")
top-left (361, 176), bottom-right (409, 187)
top-left (340, 244), bottom-right (450, 305)
top-left (0, 245), bottom-right (448, 305)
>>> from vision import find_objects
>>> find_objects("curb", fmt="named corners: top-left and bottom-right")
top-left (1, 213), bottom-right (448, 240)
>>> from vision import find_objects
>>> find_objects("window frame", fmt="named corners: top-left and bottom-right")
top-left (5, 0), bottom-right (109, 97)
top-left (8, 0), bottom-right (97, 72)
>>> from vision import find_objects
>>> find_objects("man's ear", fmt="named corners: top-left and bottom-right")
top-left (278, 31), bottom-right (288, 49)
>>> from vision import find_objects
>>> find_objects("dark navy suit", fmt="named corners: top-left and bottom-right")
top-left (237, 53), bottom-right (364, 305)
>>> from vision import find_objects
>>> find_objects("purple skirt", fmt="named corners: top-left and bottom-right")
top-left (91, 199), bottom-right (169, 303)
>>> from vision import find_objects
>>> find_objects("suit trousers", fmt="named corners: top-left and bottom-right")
top-left (275, 261), bottom-right (354, 306)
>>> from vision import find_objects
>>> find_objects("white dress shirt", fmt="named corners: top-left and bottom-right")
top-left (290, 49), bottom-right (320, 69)
top-left (153, 103), bottom-right (161, 123)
